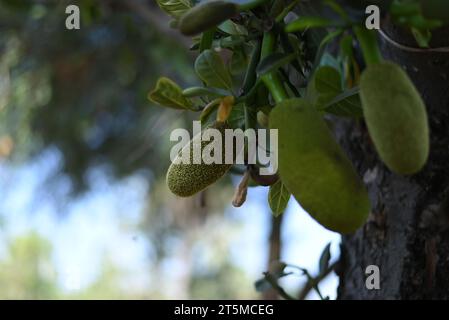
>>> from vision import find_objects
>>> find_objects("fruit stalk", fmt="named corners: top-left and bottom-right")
top-left (260, 32), bottom-right (289, 103)
top-left (354, 26), bottom-right (383, 66)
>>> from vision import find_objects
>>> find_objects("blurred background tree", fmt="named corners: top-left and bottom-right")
top-left (0, 0), bottom-right (342, 299)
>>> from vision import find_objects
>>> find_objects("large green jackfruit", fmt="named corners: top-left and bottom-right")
top-left (179, 1), bottom-right (239, 36)
top-left (270, 99), bottom-right (370, 234)
top-left (360, 62), bottom-right (429, 175)
top-left (167, 121), bottom-right (233, 197)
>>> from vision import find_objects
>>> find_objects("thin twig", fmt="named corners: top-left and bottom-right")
top-left (297, 261), bottom-right (338, 300)
top-left (263, 272), bottom-right (297, 300)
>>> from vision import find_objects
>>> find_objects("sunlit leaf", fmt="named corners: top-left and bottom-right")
top-left (148, 77), bottom-right (194, 110)
top-left (268, 180), bottom-right (291, 217)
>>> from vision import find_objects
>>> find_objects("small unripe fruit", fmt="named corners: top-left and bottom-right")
top-left (179, 1), bottom-right (239, 36)
top-left (270, 99), bottom-right (370, 234)
top-left (166, 121), bottom-right (232, 197)
top-left (360, 62), bottom-right (429, 175)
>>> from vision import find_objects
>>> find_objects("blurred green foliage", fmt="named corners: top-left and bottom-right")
top-left (0, 0), bottom-right (197, 191)
top-left (0, 0), bottom-right (257, 300)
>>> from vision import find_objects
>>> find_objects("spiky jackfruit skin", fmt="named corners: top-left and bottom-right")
top-left (179, 1), bottom-right (239, 36)
top-left (166, 121), bottom-right (233, 197)
top-left (270, 99), bottom-right (370, 234)
top-left (360, 62), bottom-right (429, 175)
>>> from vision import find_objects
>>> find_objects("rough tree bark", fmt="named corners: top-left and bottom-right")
top-left (336, 21), bottom-right (449, 299)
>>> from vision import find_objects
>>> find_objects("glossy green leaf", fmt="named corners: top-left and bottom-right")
top-left (148, 77), bottom-right (194, 110)
top-left (195, 50), bottom-right (233, 90)
top-left (268, 180), bottom-right (291, 217)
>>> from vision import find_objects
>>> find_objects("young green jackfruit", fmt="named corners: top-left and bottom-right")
top-left (360, 62), bottom-right (429, 175)
top-left (166, 121), bottom-right (233, 197)
top-left (270, 99), bottom-right (370, 234)
top-left (179, 1), bottom-right (239, 36)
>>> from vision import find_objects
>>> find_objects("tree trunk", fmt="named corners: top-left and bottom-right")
top-left (337, 21), bottom-right (449, 300)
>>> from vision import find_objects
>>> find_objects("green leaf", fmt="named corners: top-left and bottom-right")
top-left (224, 103), bottom-right (244, 128)
top-left (148, 77), bottom-right (194, 110)
top-left (268, 180), bottom-right (291, 216)
top-left (285, 16), bottom-right (335, 32)
top-left (200, 99), bottom-right (220, 124)
top-left (314, 66), bottom-right (342, 94)
top-left (340, 34), bottom-right (354, 62)
top-left (308, 67), bottom-right (363, 118)
top-left (306, 66), bottom-right (360, 117)
top-left (218, 20), bottom-right (248, 36)
top-left (230, 47), bottom-right (249, 76)
top-left (311, 30), bottom-right (343, 72)
top-left (318, 243), bottom-right (331, 276)
top-left (182, 86), bottom-right (229, 98)
top-left (307, 65), bottom-right (341, 106)
top-left (256, 52), bottom-right (297, 76)
top-left (323, 87), bottom-right (364, 118)
top-left (156, 0), bottom-right (192, 19)
top-left (195, 50), bottom-right (233, 90)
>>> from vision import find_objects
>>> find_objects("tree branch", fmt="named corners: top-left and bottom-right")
top-left (297, 262), bottom-right (337, 300)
